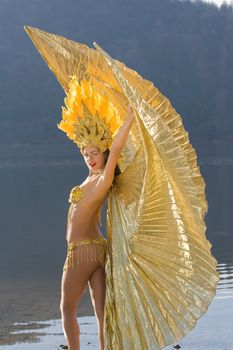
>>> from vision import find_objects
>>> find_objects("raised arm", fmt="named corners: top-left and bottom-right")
top-left (101, 104), bottom-right (136, 188)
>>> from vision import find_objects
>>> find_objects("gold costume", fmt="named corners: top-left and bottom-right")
top-left (25, 26), bottom-right (220, 350)
top-left (63, 238), bottom-right (107, 271)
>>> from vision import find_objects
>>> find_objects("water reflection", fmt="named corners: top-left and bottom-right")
top-left (0, 142), bottom-right (232, 347)
top-left (216, 262), bottom-right (233, 298)
top-left (1, 262), bottom-right (232, 349)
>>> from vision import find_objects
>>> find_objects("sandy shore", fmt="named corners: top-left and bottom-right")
top-left (0, 277), bottom-right (94, 347)
top-left (0, 292), bottom-right (232, 349)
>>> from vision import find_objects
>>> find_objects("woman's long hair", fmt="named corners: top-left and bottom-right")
top-left (103, 148), bottom-right (121, 178)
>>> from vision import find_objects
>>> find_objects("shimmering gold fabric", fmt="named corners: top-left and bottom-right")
top-left (63, 238), bottom-right (107, 271)
top-left (25, 26), bottom-right (220, 349)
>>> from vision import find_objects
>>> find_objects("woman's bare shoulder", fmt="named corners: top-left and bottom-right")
top-left (94, 175), bottom-right (112, 199)
top-left (79, 174), bottom-right (110, 203)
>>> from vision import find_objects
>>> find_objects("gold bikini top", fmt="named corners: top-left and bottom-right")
top-left (68, 185), bottom-right (102, 226)
top-left (68, 185), bottom-right (89, 208)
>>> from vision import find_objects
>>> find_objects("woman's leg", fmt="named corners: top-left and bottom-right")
top-left (88, 265), bottom-right (106, 350)
top-left (60, 258), bottom-right (101, 350)
top-left (60, 267), bottom-right (88, 350)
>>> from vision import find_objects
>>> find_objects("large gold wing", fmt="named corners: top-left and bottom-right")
top-left (95, 44), bottom-right (219, 349)
top-left (25, 26), bottom-right (219, 349)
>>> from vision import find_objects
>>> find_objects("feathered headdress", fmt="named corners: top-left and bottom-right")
top-left (57, 76), bottom-right (121, 153)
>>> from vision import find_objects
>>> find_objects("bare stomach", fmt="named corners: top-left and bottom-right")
top-left (66, 204), bottom-right (104, 242)
top-left (67, 226), bottom-right (104, 242)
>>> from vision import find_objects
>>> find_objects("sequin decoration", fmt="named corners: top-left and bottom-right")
top-left (68, 186), bottom-right (83, 204)
top-left (63, 238), bottom-right (107, 270)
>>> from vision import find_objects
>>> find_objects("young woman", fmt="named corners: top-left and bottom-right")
top-left (60, 104), bottom-right (136, 350)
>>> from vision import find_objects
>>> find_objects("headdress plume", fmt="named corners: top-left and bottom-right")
top-left (57, 75), bottom-right (121, 153)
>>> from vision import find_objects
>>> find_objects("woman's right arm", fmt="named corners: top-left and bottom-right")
top-left (100, 104), bottom-right (136, 189)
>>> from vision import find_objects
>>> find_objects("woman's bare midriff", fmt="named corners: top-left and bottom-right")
top-left (66, 201), bottom-right (104, 242)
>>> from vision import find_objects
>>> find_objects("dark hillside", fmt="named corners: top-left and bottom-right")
top-left (0, 0), bottom-right (233, 144)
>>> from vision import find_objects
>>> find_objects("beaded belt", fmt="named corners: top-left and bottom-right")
top-left (63, 238), bottom-right (107, 271)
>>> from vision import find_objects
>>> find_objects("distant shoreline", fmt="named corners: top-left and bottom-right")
top-left (1, 141), bottom-right (233, 169)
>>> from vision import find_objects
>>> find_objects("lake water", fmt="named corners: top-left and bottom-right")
top-left (0, 141), bottom-right (232, 349)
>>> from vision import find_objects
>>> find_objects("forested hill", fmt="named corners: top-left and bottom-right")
top-left (0, 0), bottom-right (233, 145)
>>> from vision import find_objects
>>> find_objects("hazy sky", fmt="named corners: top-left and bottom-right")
top-left (194, 0), bottom-right (233, 6)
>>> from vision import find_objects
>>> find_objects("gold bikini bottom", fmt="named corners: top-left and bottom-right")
top-left (63, 237), bottom-right (107, 271)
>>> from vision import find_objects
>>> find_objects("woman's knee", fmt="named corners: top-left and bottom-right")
top-left (60, 298), bottom-right (77, 316)
top-left (91, 292), bottom-right (105, 321)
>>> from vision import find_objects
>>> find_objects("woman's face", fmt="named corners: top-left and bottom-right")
top-left (82, 146), bottom-right (105, 172)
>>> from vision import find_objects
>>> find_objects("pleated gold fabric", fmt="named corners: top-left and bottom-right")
top-left (24, 26), bottom-right (219, 349)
